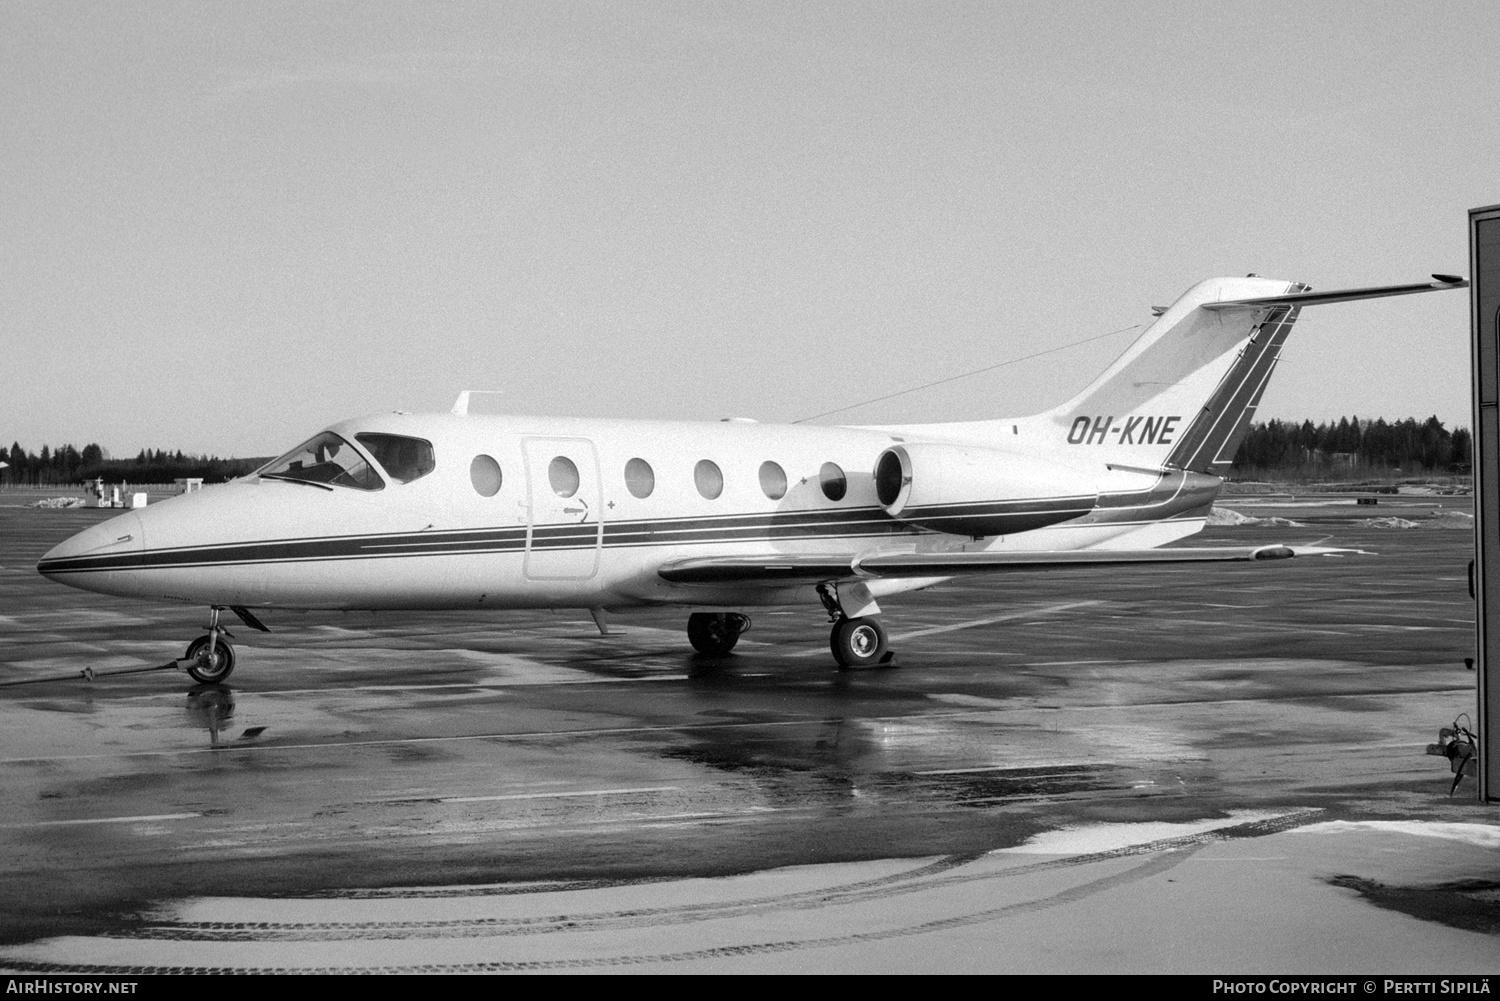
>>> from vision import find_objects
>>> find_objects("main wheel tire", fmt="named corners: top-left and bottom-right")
top-left (830, 616), bottom-right (888, 668)
top-left (185, 635), bottom-right (236, 684)
top-left (687, 612), bottom-right (743, 656)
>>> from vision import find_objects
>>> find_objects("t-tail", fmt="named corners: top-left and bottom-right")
top-left (1040, 274), bottom-right (1468, 474)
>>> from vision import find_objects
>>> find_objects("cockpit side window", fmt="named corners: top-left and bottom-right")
top-left (257, 432), bottom-right (384, 491)
top-left (356, 433), bottom-right (436, 484)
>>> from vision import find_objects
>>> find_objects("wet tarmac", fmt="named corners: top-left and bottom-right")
top-left (1, 494), bottom-right (1496, 973)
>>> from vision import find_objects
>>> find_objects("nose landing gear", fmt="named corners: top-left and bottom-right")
top-left (185, 607), bottom-right (236, 684)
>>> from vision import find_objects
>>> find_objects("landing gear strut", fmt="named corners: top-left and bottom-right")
top-left (687, 612), bottom-right (751, 656)
top-left (185, 607), bottom-right (236, 684)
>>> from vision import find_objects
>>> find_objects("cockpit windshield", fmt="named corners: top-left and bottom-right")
top-left (356, 433), bottom-right (435, 484)
top-left (257, 432), bottom-right (384, 491)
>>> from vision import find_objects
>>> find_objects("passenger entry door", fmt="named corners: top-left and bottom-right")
top-left (521, 437), bottom-right (603, 580)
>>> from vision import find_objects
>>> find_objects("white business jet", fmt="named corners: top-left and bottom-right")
top-left (37, 274), bottom-right (1466, 683)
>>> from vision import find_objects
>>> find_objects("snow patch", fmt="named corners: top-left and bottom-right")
top-left (1290, 821), bottom-right (1500, 849)
top-left (999, 810), bottom-right (1287, 855)
top-left (1207, 507), bottom-right (1258, 526)
top-left (29, 496), bottom-right (85, 508)
top-left (1206, 507), bottom-right (1304, 528)
top-left (1426, 509), bottom-right (1476, 529)
top-left (1355, 517), bottom-right (1421, 529)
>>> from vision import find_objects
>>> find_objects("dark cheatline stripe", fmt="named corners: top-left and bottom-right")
top-left (37, 480), bottom-right (1215, 578)
top-left (38, 526), bottom-right (535, 575)
top-left (1095, 470), bottom-right (1172, 510)
top-left (604, 512), bottom-right (906, 549)
top-left (1166, 291), bottom-right (1307, 474)
top-left (1094, 469), bottom-right (1218, 508)
top-left (895, 495), bottom-right (1096, 537)
top-left (1205, 320), bottom-right (1292, 471)
top-left (36, 506), bottom-right (917, 576)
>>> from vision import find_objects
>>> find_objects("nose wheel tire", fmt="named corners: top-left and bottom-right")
top-left (687, 612), bottom-right (750, 656)
top-left (185, 635), bottom-right (236, 684)
top-left (830, 616), bottom-right (888, 668)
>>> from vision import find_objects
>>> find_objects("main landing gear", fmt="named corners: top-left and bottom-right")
top-left (684, 586), bottom-right (896, 668)
top-left (829, 615), bottom-right (889, 668)
top-left (687, 611), bottom-right (752, 656)
top-left (819, 582), bottom-right (894, 669)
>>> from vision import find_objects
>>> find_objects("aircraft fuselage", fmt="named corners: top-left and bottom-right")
top-left (36, 411), bottom-right (1218, 613)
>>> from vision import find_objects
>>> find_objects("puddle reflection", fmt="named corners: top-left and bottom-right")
top-left (185, 684), bottom-right (235, 746)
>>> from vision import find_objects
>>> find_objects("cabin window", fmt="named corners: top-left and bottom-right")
top-left (470, 454), bottom-right (502, 497)
top-left (624, 457), bottom-right (654, 499)
top-left (549, 456), bottom-right (580, 498)
top-left (759, 461), bottom-right (787, 500)
top-left (694, 459), bottom-right (723, 500)
top-left (820, 462), bottom-right (847, 501)
top-left (258, 432), bottom-right (384, 491)
top-left (356, 433), bottom-right (435, 484)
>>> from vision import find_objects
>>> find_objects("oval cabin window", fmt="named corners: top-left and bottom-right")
top-left (820, 462), bottom-right (847, 501)
top-left (469, 454), bottom-right (502, 497)
top-left (759, 461), bottom-right (787, 500)
top-left (549, 456), bottom-right (580, 498)
top-left (694, 459), bottom-right (723, 500)
top-left (624, 457), bottom-right (655, 499)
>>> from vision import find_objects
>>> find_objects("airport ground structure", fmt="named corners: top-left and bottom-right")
top-left (0, 490), bottom-right (1494, 973)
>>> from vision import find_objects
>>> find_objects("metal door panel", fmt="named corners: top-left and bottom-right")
top-left (522, 437), bottom-right (602, 580)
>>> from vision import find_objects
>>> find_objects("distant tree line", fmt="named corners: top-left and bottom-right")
top-left (0, 418), bottom-right (1472, 487)
top-left (1, 442), bottom-right (269, 487)
top-left (1231, 416), bottom-right (1471, 476)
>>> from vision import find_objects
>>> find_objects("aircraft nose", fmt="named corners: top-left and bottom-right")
top-left (37, 512), bottom-right (145, 578)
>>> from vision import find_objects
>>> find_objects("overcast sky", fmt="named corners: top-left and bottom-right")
top-left (3, 1), bottom-right (1495, 457)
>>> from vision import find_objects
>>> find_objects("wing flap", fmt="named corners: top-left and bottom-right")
top-left (657, 545), bottom-right (1360, 585)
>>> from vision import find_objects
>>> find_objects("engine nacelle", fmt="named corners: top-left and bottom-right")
top-left (873, 443), bottom-right (1097, 537)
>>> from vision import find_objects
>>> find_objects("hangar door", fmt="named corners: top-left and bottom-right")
top-left (1471, 206), bottom-right (1500, 802)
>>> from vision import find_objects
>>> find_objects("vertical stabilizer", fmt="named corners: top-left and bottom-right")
top-left (1042, 276), bottom-right (1307, 474)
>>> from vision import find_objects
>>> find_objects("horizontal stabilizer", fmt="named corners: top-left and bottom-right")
top-left (657, 544), bottom-right (1363, 585)
top-left (1200, 275), bottom-right (1467, 311)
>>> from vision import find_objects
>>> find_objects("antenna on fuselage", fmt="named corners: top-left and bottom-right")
top-left (451, 390), bottom-right (506, 416)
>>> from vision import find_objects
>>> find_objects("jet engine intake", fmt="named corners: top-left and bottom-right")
top-left (873, 443), bottom-right (1096, 537)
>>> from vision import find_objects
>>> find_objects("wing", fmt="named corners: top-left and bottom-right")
top-left (657, 544), bottom-right (1361, 585)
